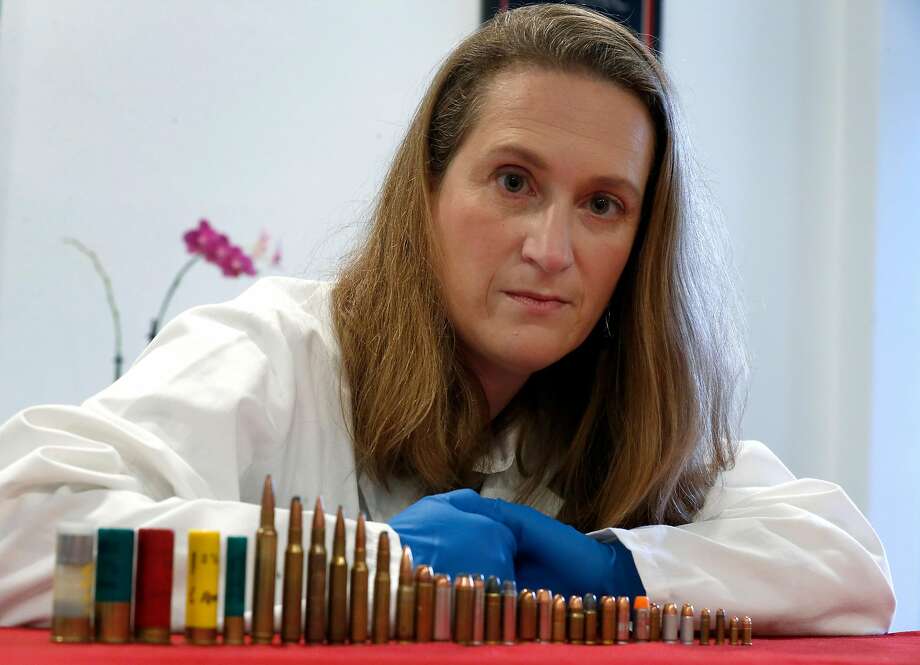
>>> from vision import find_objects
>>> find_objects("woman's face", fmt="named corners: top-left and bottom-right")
top-left (431, 66), bottom-right (655, 389)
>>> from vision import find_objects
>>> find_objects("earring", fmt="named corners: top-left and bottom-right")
top-left (603, 308), bottom-right (613, 339)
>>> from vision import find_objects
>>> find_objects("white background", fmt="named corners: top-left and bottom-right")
top-left (0, 0), bottom-right (917, 631)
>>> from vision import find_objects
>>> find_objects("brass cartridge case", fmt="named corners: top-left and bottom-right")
top-left (223, 616), bottom-right (244, 645)
top-left (633, 596), bottom-right (650, 642)
top-left (349, 513), bottom-right (369, 644)
top-left (582, 593), bottom-right (597, 645)
top-left (616, 596), bottom-right (630, 644)
top-left (715, 608), bottom-right (726, 645)
top-left (415, 565), bottom-right (435, 642)
top-left (567, 595), bottom-right (585, 644)
top-left (252, 476), bottom-right (278, 644)
top-left (453, 575), bottom-right (474, 645)
top-left (551, 594), bottom-right (566, 643)
top-left (501, 580), bottom-right (517, 645)
top-left (599, 596), bottom-right (615, 645)
top-left (536, 589), bottom-right (552, 642)
top-left (661, 603), bottom-right (679, 643)
top-left (433, 574), bottom-right (452, 641)
top-left (327, 507), bottom-right (349, 644)
top-left (730, 615), bottom-right (740, 645)
top-left (395, 546), bottom-right (416, 643)
top-left (650, 603), bottom-right (662, 641)
top-left (680, 603), bottom-right (695, 645)
top-left (699, 607), bottom-right (711, 645)
top-left (484, 576), bottom-right (501, 644)
top-left (471, 574), bottom-right (485, 645)
top-left (94, 603), bottom-right (131, 644)
top-left (371, 531), bottom-right (391, 644)
top-left (281, 497), bottom-right (304, 644)
top-left (742, 616), bottom-right (753, 646)
top-left (517, 589), bottom-right (536, 642)
top-left (305, 497), bottom-right (327, 644)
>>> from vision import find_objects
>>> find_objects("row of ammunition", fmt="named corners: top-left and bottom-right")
top-left (51, 475), bottom-right (753, 646)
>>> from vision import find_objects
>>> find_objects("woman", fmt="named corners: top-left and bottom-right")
top-left (0, 4), bottom-right (894, 635)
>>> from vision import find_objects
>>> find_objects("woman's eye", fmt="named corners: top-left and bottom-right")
top-left (498, 172), bottom-right (529, 194)
top-left (589, 195), bottom-right (623, 217)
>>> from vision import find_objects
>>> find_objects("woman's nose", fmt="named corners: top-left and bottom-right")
top-left (520, 203), bottom-right (574, 274)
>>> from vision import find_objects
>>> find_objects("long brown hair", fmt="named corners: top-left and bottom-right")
top-left (332, 3), bottom-right (749, 531)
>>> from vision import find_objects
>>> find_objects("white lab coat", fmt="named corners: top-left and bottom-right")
top-left (0, 277), bottom-right (895, 635)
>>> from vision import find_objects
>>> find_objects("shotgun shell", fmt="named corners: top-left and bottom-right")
top-left (415, 565), bottom-right (435, 642)
top-left (715, 608), bottom-right (726, 645)
top-left (661, 603), bottom-right (679, 643)
top-left (699, 607), bottom-right (711, 645)
top-left (433, 574), bottom-right (452, 641)
top-left (453, 574), bottom-right (474, 645)
top-left (742, 616), bottom-right (753, 646)
top-left (615, 596), bottom-right (630, 644)
top-left (94, 528), bottom-right (134, 644)
top-left (349, 513), bottom-right (369, 644)
top-left (599, 596), bottom-right (615, 645)
top-left (730, 616), bottom-right (740, 645)
top-left (185, 530), bottom-right (220, 645)
top-left (551, 594), bottom-right (566, 643)
top-left (252, 476), bottom-right (277, 644)
top-left (305, 497), bottom-right (327, 644)
top-left (395, 546), bottom-right (416, 643)
top-left (632, 595), bottom-right (650, 642)
top-left (567, 595), bottom-right (585, 644)
top-left (536, 589), bottom-right (552, 642)
top-left (680, 603), bottom-right (695, 645)
top-left (280, 497), bottom-right (303, 644)
top-left (223, 535), bottom-right (247, 645)
top-left (134, 528), bottom-right (174, 644)
top-left (327, 507), bottom-right (349, 644)
top-left (51, 523), bottom-right (95, 644)
top-left (517, 589), bottom-right (537, 642)
top-left (371, 531), bottom-right (391, 644)
top-left (484, 576), bottom-right (501, 644)
top-left (582, 593), bottom-right (597, 644)
top-left (649, 602), bottom-right (662, 641)
top-left (501, 580), bottom-right (517, 644)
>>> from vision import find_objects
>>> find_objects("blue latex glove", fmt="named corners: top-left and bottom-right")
top-left (388, 490), bottom-right (517, 582)
top-left (443, 489), bottom-right (646, 599)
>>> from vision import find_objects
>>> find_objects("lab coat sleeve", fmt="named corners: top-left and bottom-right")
top-left (0, 278), bottom-right (400, 629)
top-left (588, 440), bottom-right (896, 635)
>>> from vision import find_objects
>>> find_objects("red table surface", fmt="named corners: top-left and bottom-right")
top-left (2, 629), bottom-right (918, 665)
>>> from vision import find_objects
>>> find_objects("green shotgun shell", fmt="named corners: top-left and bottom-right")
top-left (94, 528), bottom-right (134, 643)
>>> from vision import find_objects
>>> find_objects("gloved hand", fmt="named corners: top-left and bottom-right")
top-left (388, 489), bottom-right (517, 582)
top-left (443, 489), bottom-right (645, 599)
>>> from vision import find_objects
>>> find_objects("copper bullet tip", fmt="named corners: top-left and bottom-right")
top-left (435, 574), bottom-right (451, 589)
top-left (398, 546), bottom-right (414, 584)
top-left (416, 564), bottom-right (434, 584)
top-left (664, 603), bottom-right (678, 615)
top-left (681, 603), bottom-right (694, 617)
top-left (260, 474), bottom-right (275, 528)
top-left (332, 506), bottom-right (346, 557)
top-left (568, 595), bottom-right (583, 611)
top-left (458, 575), bottom-right (474, 589)
top-left (311, 496), bottom-right (325, 544)
top-left (536, 588), bottom-right (551, 603)
top-left (701, 607), bottom-right (711, 617)
top-left (601, 596), bottom-right (615, 610)
top-left (354, 512), bottom-right (366, 561)
top-left (289, 496), bottom-right (302, 539)
top-left (717, 608), bottom-right (726, 617)
top-left (376, 531), bottom-right (389, 568)
top-left (742, 615), bottom-right (752, 625)
top-left (553, 595), bottom-right (566, 609)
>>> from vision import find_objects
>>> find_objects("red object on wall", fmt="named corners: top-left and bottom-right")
top-left (3, 629), bottom-right (919, 664)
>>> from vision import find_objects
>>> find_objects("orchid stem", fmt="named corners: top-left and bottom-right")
top-left (149, 255), bottom-right (201, 342)
top-left (63, 238), bottom-right (124, 381)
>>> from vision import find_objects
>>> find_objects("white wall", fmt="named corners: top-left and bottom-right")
top-left (1, 0), bottom-right (917, 631)
top-left (0, 0), bottom-right (480, 413)
top-left (664, 0), bottom-right (918, 631)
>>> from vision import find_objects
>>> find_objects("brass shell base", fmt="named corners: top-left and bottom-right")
top-left (95, 602), bottom-right (131, 643)
top-left (51, 616), bottom-right (91, 643)
top-left (185, 626), bottom-right (217, 645)
top-left (223, 616), bottom-right (245, 645)
top-left (135, 626), bottom-right (171, 644)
